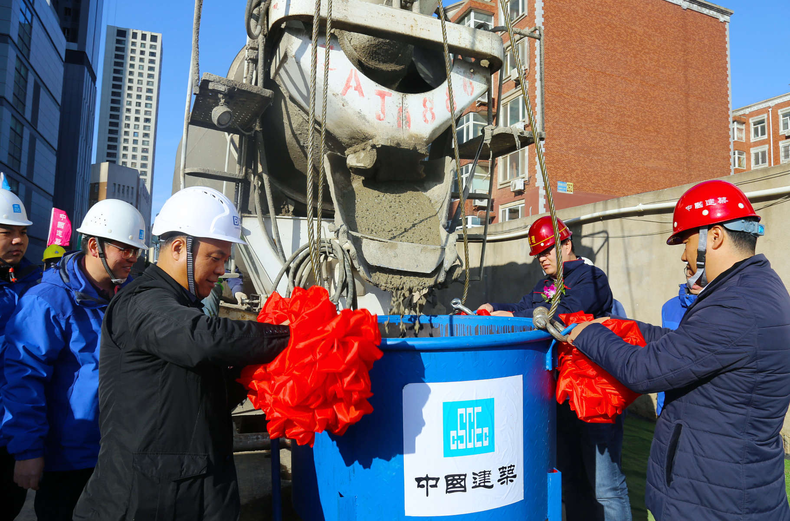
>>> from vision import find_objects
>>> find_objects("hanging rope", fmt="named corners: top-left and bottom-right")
top-left (305, 0), bottom-right (323, 285)
top-left (317, 0), bottom-right (334, 287)
top-left (496, 0), bottom-right (564, 319)
top-left (437, 0), bottom-right (471, 305)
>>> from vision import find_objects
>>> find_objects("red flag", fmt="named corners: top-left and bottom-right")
top-left (47, 208), bottom-right (72, 247)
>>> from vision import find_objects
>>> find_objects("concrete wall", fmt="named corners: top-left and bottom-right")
top-left (433, 163), bottom-right (790, 449)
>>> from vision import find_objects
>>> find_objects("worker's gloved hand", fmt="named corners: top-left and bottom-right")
top-left (235, 292), bottom-right (248, 305)
top-left (14, 457), bottom-right (44, 490)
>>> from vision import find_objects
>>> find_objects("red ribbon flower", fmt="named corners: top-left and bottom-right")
top-left (238, 286), bottom-right (383, 446)
top-left (555, 311), bottom-right (643, 423)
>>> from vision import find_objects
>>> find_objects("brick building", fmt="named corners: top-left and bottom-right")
top-left (448, 0), bottom-right (733, 225)
top-left (731, 92), bottom-right (790, 173)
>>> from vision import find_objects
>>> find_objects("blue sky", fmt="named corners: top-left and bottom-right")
top-left (93, 0), bottom-right (790, 220)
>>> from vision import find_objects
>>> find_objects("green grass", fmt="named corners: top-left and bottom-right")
top-left (623, 416), bottom-right (790, 521)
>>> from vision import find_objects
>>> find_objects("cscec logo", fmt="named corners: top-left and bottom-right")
top-left (442, 398), bottom-right (495, 458)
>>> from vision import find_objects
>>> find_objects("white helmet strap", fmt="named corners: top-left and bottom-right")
top-left (686, 227), bottom-right (708, 290)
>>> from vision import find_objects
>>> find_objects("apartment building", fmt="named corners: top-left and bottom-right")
top-left (731, 92), bottom-right (790, 173)
top-left (448, 0), bottom-right (733, 225)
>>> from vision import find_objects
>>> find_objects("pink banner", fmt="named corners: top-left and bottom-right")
top-left (47, 208), bottom-right (72, 247)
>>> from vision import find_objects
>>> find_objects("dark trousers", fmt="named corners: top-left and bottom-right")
top-left (557, 401), bottom-right (632, 521)
top-left (1, 446), bottom-right (27, 521)
top-left (34, 468), bottom-right (94, 521)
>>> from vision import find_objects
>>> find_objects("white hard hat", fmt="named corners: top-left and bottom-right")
top-left (77, 199), bottom-right (147, 249)
top-left (153, 186), bottom-right (244, 244)
top-left (0, 189), bottom-right (32, 226)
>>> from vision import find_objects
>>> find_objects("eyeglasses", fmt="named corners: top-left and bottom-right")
top-left (105, 242), bottom-right (142, 260)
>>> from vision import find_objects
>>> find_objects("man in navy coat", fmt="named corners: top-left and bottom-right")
top-left (479, 216), bottom-right (630, 521)
top-left (570, 180), bottom-right (790, 520)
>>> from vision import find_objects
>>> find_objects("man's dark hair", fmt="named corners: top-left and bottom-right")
top-left (158, 233), bottom-right (198, 253)
top-left (723, 228), bottom-right (757, 255)
top-left (561, 237), bottom-right (575, 254)
top-left (80, 235), bottom-right (92, 254)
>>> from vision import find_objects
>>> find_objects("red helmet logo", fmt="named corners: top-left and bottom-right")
top-left (667, 180), bottom-right (759, 245)
top-left (528, 216), bottom-right (572, 256)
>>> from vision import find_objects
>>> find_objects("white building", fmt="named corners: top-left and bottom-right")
top-left (95, 26), bottom-right (162, 207)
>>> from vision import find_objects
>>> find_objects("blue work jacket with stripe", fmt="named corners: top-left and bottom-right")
top-left (0, 257), bottom-right (41, 446)
top-left (1, 252), bottom-right (127, 471)
top-left (574, 254), bottom-right (790, 520)
top-left (491, 258), bottom-right (613, 320)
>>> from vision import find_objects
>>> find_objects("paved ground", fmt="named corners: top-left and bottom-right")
top-left (15, 448), bottom-right (299, 521)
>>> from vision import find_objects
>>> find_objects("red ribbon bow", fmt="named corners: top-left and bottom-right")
top-left (238, 286), bottom-right (383, 446)
top-left (555, 312), bottom-right (643, 423)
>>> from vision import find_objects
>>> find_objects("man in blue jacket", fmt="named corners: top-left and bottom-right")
top-left (478, 216), bottom-right (630, 521)
top-left (655, 268), bottom-right (700, 415)
top-left (0, 189), bottom-right (40, 521)
top-left (1, 199), bottom-right (146, 521)
top-left (570, 180), bottom-right (790, 520)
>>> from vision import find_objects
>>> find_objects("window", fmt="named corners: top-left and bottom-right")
top-left (107, 144), bottom-right (117, 151)
top-left (457, 164), bottom-right (489, 196)
top-left (141, 163), bottom-right (148, 169)
top-left (151, 35), bottom-right (158, 43)
top-left (751, 146), bottom-right (768, 168)
top-left (500, 202), bottom-right (525, 222)
top-left (132, 32), bottom-right (138, 39)
top-left (131, 41), bottom-right (136, 47)
top-left (115, 53), bottom-right (125, 60)
top-left (149, 52), bottom-right (157, 57)
top-left (146, 88), bottom-right (153, 93)
top-left (123, 138), bottom-right (129, 144)
top-left (130, 56), bottom-right (136, 62)
top-left (151, 44), bottom-right (158, 50)
top-left (126, 100), bottom-right (132, 106)
top-left (142, 147), bottom-right (149, 153)
top-left (142, 140), bottom-right (149, 145)
top-left (459, 10), bottom-right (493, 30)
top-left (145, 102), bottom-right (152, 109)
top-left (781, 141), bottom-right (790, 164)
top-left (147, 81), bottom-right (154, 86)
top-left (780, 110), bottom-right (790, 134)
top-left (143, 132), bottom-right (150, 137)
top-left (17, 0), bottom-right (33, 58)
top-left (114, 61), bottom-right (124, 68)
top-left (141, 33), bottom-right (147, 41)
top-left (502, 96), bottom-right (525, 127)
top-left (132, 139), bottom-right (138, 145)
top-left (501, 147), bottom-right (527, 182)
top-left (8, 117), bottom-right (23, 170)
top-left (13, 58), bottom-right (28, 112)
top-left (751, 116), bottom-right (767, 141)
top-left (144, 111), bottom-right (151, 116)
top-left (145, 95), bottom-right (153, 101)
top-left (133, 131), bottom-right (139, 137)
top-left (143, 125), bottom-right (151, 130)
top-left (138, 65), bottom-right (144, 70)
top-left (732, 150), bottom-right (746, 169)
top-left (506, 0), bottom-right (527, 20)
top-left (141, 155), bottom-right (148, 161)
top-left (117, 29), bottom-right (127, 37)
top-left (505, 38), bottom-right (528, 77)
top-left (456, 112), bottom-right (485, 144)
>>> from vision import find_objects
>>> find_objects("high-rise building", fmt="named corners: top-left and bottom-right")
top-left (95, 26), bottom-right (162, 213)
top-left (0, 0), bottom-right (66, 260)
top-left (52, 0), bottom-right (104, 228)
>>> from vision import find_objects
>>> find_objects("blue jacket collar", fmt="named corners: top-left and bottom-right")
top-left (676, 284), bottom-right (699, 309)
top-left (51, 252), bottom-right (130, 308)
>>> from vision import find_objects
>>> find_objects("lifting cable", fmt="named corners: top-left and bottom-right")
top-left (305, 0), bottom-right (334, 287)
top-left (437, 0), bottom-right (472, 306)
top-left (496, 0), bottom-right (564, 321)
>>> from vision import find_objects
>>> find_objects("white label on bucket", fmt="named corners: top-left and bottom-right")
top-left (402, 375), bottom-right (524, 517)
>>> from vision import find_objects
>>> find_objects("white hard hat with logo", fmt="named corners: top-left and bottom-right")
top-left (153, 186), bottom-right (244, 244)
top-left (77, 199), bottom-right (148, 249)
top-left (0, 189), bottom-right (33, 227)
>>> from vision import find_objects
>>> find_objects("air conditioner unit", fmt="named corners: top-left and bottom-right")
top-left (782, 127), bottom-right (790, 137)
top-left (510, 178), bottom-right (525, 192)
top-left (509, 67), bottom-right (518, 80)
top-left (473, 199), bottom-right (488, 207)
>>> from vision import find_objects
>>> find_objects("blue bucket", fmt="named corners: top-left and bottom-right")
top-left (291, 315), bottom-right (561, 520)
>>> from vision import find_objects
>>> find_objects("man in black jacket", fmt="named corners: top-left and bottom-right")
top-left (74, 187), bottom-right (290, 521)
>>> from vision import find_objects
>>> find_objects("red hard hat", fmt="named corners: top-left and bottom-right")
top-left (528, 216), bottom-right (572, 256)
top-left (667, 180), bottom-right (759, 245)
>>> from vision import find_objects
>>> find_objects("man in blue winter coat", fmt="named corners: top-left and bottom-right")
top-left (0, 189), bottom-right (40, 521)
top-left (570, 180), bottom-right (790, 520)
top-left (478, 216), bottom-right (630, 521)
top-left (1, 199), bottom-right (147, 521)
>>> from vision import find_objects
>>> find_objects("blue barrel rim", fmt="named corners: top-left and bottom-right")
top-left (378, 314), bottom-right (553, 351)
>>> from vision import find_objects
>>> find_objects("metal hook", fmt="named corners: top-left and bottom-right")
top-left (532, 306), bottom-right (569, 342)
top-left (450, 298), bottom-right (475, 316)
